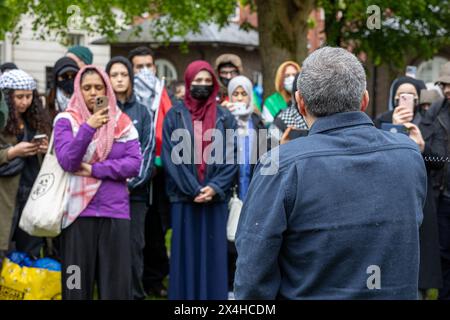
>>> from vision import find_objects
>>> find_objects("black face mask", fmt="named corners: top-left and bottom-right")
top-left (57, 78), bottom-right (75, 95)
top-left (190, 85), bottom-right (214, 100)
top-left (220, 77), bottom-right (231, 88)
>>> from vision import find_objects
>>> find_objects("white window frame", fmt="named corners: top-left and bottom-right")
top-left (155, 58), bottom-right (178, 83)
top-left (66, 33), bottom-right (86, 47)
top-left (229, 4), bottom-right (241, 23)
top-left (417, 56), bottom-right (449, 84)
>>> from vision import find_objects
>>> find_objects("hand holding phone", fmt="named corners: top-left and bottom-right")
top-left (231, 102), bottom-right (248, 116)
top-left (403, 122), bottom-right (425, 152)
top-left (398, 93), bottom-right (415, 112)
top-left (31, 134), bottom-right (49, 154)
top-left (288, 128), bottom-right (308, 140)
top-left (87, 103), bottom-right (110, 129)
top-left (94, 96), bottom-right (109, 114)
top-left (31, 134), bottom-right (48, 145)
top-left (393, 93), bottom-right (415, 124)
top-left (280, 127), bottom-right (308, 144)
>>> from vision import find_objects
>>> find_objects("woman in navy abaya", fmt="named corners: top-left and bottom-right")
top-left (162, 60), bottom-right (238, 300)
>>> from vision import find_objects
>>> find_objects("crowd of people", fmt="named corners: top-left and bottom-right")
top-left (0, 43), bottom-right (450, 300)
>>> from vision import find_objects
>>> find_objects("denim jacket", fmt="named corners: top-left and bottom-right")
top-left (235, 111), bottom-right (427, 300)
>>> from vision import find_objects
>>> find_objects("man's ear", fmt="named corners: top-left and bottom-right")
top-left (296, 90), bottom-right (307, 118)
top-left (360, 90), bottom-right (369, 112)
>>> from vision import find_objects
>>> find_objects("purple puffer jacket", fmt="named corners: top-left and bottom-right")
top-left (54, 118), bottom-right (142, 220)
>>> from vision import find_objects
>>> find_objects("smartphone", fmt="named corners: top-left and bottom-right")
top-left (287, 128), bottom-right (309, 140)
top-left (398, 93), bottom-right (415, 112)
top-left (31, 134), bottom-right (47, 144)
top-left (231, 102), bottom-right (248, 116)
top-left (380, 123), bottom-right (409, 136)
top-left (94, 96), bottom-right (109, 114)
top-left (405, 66), bottom-right (417, 78)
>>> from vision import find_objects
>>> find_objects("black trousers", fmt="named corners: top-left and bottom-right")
top-left (143, 170), bottom-right (170, 292)
top-left (228, 241), bottom-right (237, 292)
top-left (130, 201), bottom-right (148, 300)
top-left (438, 195), bottom-right (450, 299)
top-left (61, 217), bottom-right (131, 300)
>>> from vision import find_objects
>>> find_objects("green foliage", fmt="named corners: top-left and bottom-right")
top-left (319, 0), bottom-right (450, 69)
top-left (0, 0), bottom-right (447, 71)
top-left (0, 0), bottom-right (28, 41)
top-left (0, 0), bottom-right (237, 44)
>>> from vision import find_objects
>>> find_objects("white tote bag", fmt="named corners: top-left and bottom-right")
top-left (19, 132), bottom-right (69, 237)
top-left (227, 189), bottom-right (243, 242)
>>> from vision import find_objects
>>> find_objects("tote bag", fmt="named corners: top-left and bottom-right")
top-left (227, 189), bottom-right (243, 242)
top-left (19, 132), bottom-right (69, 237)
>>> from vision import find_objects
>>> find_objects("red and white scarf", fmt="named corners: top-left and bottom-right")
top-left (55, 65), bottom-right (138, 229)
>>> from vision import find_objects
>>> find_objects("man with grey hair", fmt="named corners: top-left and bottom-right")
top-left (234, 47), bottom-right (427, 299)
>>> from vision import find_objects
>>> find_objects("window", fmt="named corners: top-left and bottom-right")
top-left (155, 59), bottom-right (178, 84)
top-left (417, 56), bottom-right (449, 84)
top-left (66, 33), bottom-right (85, 47)
top-left (229, 4), bottom-right (241, 23)
top-left (45, 66), bottom-right (54, 92)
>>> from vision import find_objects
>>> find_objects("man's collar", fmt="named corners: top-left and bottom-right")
top-left (308, 111), bottom-right (374, 135)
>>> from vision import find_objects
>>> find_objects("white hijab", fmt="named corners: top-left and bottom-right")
top-left (227, 75), bottom-right (254, 119)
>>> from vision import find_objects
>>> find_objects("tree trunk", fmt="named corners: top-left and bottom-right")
top-left (256, 0), bottom-right (315, 100)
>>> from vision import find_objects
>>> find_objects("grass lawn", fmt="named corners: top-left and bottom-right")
top-left (145, 229), bottom-right (172, 300)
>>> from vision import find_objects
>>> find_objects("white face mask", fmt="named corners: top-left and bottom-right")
top-left (284, 75), bottom-right (295, 93)
top-left (56, 88), bottom-right (71, 112)
top-left (139, 66), bottom-right (155, 77)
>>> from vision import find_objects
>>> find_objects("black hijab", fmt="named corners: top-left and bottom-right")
top-left (105, 56), bottom-right (134, 89)
top-left (53, 57), bottom-right (79, 95)
top-left (390, 76), bottom-right (426, 108)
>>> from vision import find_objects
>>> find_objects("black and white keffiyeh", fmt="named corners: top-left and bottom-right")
top-left (268, 105), bottom-right (308, 142)
top-left (277, 105), bottom-right (308, 130)
top-left (0, 69), bottom-right (36, 91)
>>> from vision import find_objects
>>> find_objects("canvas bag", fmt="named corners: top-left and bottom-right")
top-left (227, 188), bottom-right (243, 242)
top-left (19, 132), bottom-right (69, 237)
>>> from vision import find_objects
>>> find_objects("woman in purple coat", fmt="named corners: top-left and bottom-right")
top-left (53, 65), bottom-right (142, 300)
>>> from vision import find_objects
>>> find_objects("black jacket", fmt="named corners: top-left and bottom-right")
top-left (420, 98), bottom-right (450, 193)
top-left (418, 98), bottom-right (449, 289)
top-left (376, 102), bottom-right (444, 288)
top-left (118, 94), bottom-right (155, 202)
top-left (248, 113), bottom-right (267, 174)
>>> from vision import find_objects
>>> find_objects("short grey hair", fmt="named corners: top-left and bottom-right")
top-left (297, 46), bottom-right (366, 117)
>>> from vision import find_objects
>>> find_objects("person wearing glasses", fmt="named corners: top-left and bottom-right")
top-left (215, 54), bottom-right (243, 104)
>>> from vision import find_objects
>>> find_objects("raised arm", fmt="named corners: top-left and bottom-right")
top-left (54, 118), bottom-right (96, 172)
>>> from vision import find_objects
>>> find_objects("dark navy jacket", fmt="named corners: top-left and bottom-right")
top-left (235, 111), bottom-right (427, 300)
top-left (118, 94), bottom-right (155, 202)
top-left (162, 102), bottom-right (238, 203)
